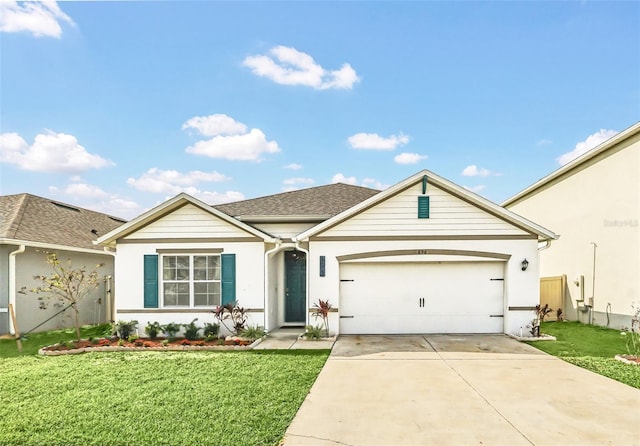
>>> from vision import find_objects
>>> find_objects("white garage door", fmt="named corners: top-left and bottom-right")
top-left (339, 262), bottom-right (504, 334)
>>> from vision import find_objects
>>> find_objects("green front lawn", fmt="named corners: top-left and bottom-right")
top-left (0, 327), bottom-right (329, 446)
top-left (0, 324), bottom-right (111, 358)
top-left (527, 321), bottom-right (640, 389)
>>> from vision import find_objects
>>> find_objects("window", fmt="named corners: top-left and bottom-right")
top-left (161, 255), bottom-right (221, 307)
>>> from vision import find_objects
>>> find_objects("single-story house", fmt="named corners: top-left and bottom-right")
top-left (0, 194), bottom-right (126, 334)
top-left (97, 169), bottom-right (557, 336)
top-left (503, 121), bottom-right (639, 329)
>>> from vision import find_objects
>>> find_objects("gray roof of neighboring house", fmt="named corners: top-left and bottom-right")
top-left (0, 193), bottom-right (127, 251)
top-left (214, 183), bottom-right (381, 219)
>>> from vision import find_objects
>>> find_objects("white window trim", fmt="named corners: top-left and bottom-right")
top-left (160, 253), bottom-right (221, 308)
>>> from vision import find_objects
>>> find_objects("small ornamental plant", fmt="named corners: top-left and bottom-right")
top-left (98, 339), bottom-right (111, 346)
top-left (311, 299), bottom-right (333, 337)
top-left (144, 321), bottom-right (162, 340)
top-left (180, 339), bottom-right (191, 346)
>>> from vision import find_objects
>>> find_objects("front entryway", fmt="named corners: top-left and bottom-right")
top-left (284, 250), bottom-right (306, 323)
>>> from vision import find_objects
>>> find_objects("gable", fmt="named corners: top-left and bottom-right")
top-left (122, 203), bottom-right (259, 241)
top-left (311, 178), bottom-right (532, 240)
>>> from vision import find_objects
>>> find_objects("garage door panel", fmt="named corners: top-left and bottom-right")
top-left (340, 262), bottom-right (504, 334)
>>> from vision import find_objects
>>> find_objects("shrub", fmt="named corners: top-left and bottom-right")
top-left (162, 322), bottom-right (181, 341)
top-left (311, 299), bottom-right (332, 337)
top-left (240, 325), bottom-right (265, 341)
top-left (203, 322), bottom-right (220, 338)
top-left (114, 320), bottom-right (138, 340)
top-left (144, 321), bottom-right (162, 340)
top-left (626, 302), bottom-right (640, 357)
top-left (212, 302), bottom-right (248, 335)
top-left (182, 318), bottom-right (201, 341)
top-left (303, 325), bottom-right (323, 340)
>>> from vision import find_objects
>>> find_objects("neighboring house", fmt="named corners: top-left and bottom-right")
top-left (0, 194), bottom-right (126, 335)
top-left (503, 122), bottom-right (639, 329)
top-left (97, 170), bottom-right (556, 337)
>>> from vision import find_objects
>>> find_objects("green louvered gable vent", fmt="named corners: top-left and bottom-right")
top-left (143, 255), bottom-right (159, 308)
top-left (418, 196), bottom-right (430, 219)
top-left (221, 253), bottom-right (236, 305)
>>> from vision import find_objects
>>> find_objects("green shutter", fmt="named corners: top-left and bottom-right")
top-left (418, 196), bottom-right (430, 219)
top-left (221, 253), bottom-right (236, 305)
top-left (143, 255), bottom-right (159, 308)
top-left (422, 175), bottom-right (428, 194)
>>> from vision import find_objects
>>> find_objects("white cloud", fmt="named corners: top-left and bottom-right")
top-left (331, 173), bottom-right (358, 185)
top-left (557, 129), bottom-right (618, 165)
top-left (464, 185), bottom-right (486, 193)
top-left (362, 178), bottom-right (390, 190)
top-left (284, 163), bottom-right (303, 170)
top-left (461, 165), bottom-right (497, 177)
top-left (283, 177), bottom-right (315, 186)
top-left (126, 167), bottom-right (241, 206)
top-left (0, 1), bottom-right (74, 38)
top-left (49, 183), bottom-right (141, 220)
top-left (0, 130), bottom-right (114, 173)
top-left (348, 132), bottom-right (409, 150)
top-left (192, 190), bottom-right (244, 205)
top-left (182, 114), bottom-right (247, 137)
top-left (183, 114), bottom-right (281, 162)
top-left (537, 139), bottom-right (553, 146)
top-left (331, 174), bottom-right (388, 190)
top-left (243, 45), bottom-right (360, 90)
top-left (127, 168), bottom-right (229, 194)
top-left (394, 152), bottom-right (428, 165)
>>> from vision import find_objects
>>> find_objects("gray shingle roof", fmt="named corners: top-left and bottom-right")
top-left (214, 183), bottom-right (380, 219)
top-left (0, 193), bottom-right (127, 251)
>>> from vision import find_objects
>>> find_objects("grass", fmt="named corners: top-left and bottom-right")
top-left (0, 324), bottom-right (111, 358)
top-left (527, 321), bottom-right (640, 389)
top-left (0, 326), bottom-right (329, 446)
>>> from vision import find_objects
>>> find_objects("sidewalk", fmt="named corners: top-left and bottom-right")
top-left (253, 327), bottom-right (336, 350)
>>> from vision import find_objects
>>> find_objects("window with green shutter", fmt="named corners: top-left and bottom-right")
top-left (418, 196), bottom-right (430, 219)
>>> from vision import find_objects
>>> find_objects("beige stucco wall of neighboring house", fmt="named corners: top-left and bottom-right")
top-left (11, 247), bottom-right (114, 334)
top-left (507, 134), bottom-right (639, 328)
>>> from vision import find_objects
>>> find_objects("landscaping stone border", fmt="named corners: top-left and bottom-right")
top-left (507, 333), bottom-right (556, 342)
top-left (614, 354), bottom-right (640, 366)
top-left (38, 336), bottom-right (265, 356)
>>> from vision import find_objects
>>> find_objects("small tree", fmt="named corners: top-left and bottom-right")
top-left (24, 252), bottom-right (103, 341)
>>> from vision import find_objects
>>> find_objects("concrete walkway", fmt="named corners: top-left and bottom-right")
top-left (253, 327), bottom-right (336, 350)
top-left (283, 335), bottom-right (640, 446)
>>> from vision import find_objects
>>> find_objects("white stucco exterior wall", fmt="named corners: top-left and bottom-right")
top-left (114, 240), bottom-right (265, 337)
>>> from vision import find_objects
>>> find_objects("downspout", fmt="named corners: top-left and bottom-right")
top-left (264, 238), bottom-right (282, 333)
top-left (589, 242), bottom-right (597, 325)
top-left (102, 247), bottom-right (116, 323)
top-left (294, 241), bottom-right (311, 328)
top-left (8, 245), bottom-right (26, 334)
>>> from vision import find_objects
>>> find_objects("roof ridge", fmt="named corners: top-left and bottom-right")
top-left (214, 182), bottom-right (380, 208)
top-left (4, 193), bottom-right (29, 239)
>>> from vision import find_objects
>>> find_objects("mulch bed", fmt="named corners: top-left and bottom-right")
top-left (39, 336), bottom-right (258, 356)
top-left (615, 354), bottom-right (640, 366)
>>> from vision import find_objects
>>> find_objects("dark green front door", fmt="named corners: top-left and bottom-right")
top-left (285, 251), bottom-right (306, 323)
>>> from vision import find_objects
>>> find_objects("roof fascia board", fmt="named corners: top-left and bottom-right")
top-left (294, 169), bottom-right (557, 242)
top-left (0, 238), bottom-right (114, 256)
top-left (97, 193), bottom-right (274, 245)
top-left (502, 121), bottom-right (640, 207)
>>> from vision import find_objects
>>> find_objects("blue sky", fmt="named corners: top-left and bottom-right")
top-left (1, 1), bottom-right (638, 219)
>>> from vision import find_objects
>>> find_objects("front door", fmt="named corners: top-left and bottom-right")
top-left (284, 250), bottom-right (306, 323)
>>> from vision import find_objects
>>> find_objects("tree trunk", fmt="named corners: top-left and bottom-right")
top-left (73, 306), bottom-right (81, 341)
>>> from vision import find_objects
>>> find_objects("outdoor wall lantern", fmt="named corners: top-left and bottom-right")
top-left (521, 258), bottom-right (529, 271)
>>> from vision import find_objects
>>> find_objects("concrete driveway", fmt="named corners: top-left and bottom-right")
top-left (283, 335), bottom-right (640, 446)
